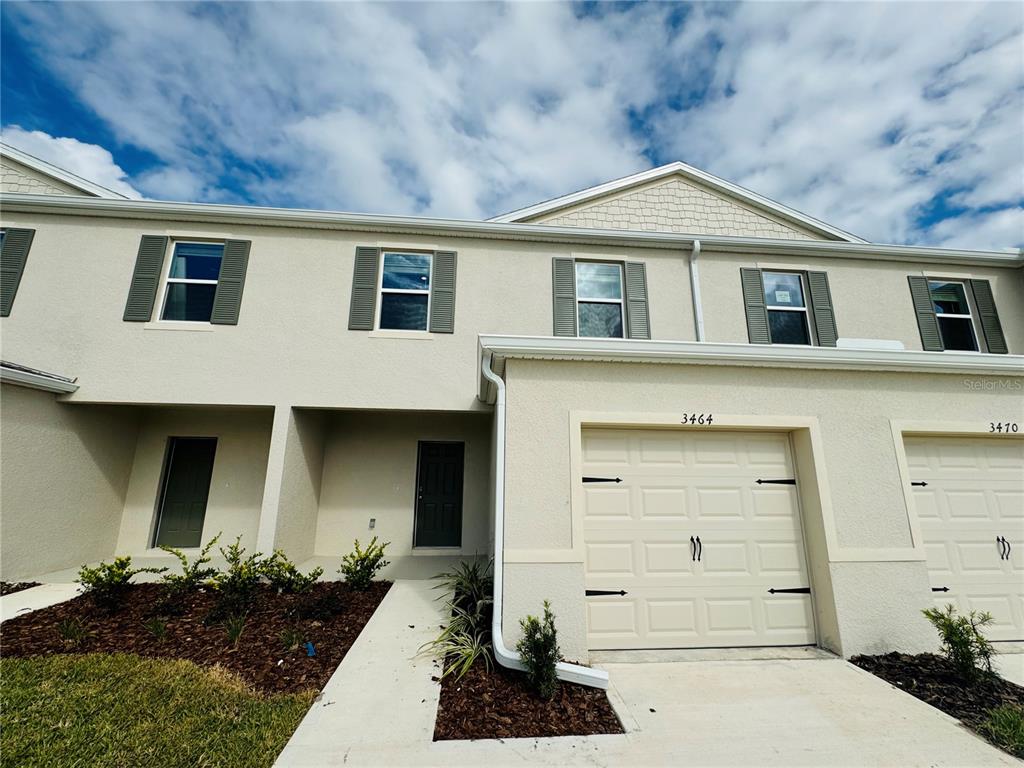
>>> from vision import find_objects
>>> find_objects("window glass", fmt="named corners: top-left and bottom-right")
top-left (575, 262), bottom-right (622, 299)
top-left (168, 242), bottom-right (224, 280)
top-left (579, 302), bottom-right (624, 338)
top-left (763, 272), bottom-right (805, 308)
top-left (162, 283), bottom-right (217, 322)
top-left (380, 293), bottom-right (428, 330)
top-left (382, 253), bottom-right (431, 291)
top-left (929, 281), bottom-right (970, 315)
top-left (937, 317), bottom-right (978, 351)
top-left (768, 310), bottom-right (810, 344)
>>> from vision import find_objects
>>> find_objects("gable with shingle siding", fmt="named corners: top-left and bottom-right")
top-left (524, 175), bottom-right (826, 240)
top-left (1, 156), bottom-right (82, 196)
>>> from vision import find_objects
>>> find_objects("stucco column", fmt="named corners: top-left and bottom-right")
top-left (256, 405), bottom-right (291, 554)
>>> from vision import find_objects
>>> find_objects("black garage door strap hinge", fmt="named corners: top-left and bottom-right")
top-left (585, 589), bottom-right (628, 596)
top-left (932, 587), bottom-right (950, 593)
top-left (911, 481), bottom-right (928, 487)
top-left (582, 476), bottom-right (623, 484)
top-left (756, 478), bottom-right (796, 485)
top-left (767, 587), bottom-right (811, 594)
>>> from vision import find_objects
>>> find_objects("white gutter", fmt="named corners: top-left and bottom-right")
top-left (480, 352), bottom-right (610, 690)
top-left (2, 193), bottom-right (1021, 268)
top-left (688, 239), bottom-right (706, 342)
top-left (478, 335), bottom-right (1024, 379)
top-left (0, 363), bottom-right (79, 393)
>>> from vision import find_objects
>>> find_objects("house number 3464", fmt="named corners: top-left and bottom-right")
top-left (681, 413), bottom-right (714, 425)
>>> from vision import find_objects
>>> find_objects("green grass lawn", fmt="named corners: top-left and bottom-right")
top-left (1, 654), bottom-right (316, 768)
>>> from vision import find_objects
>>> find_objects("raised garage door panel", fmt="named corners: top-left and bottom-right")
top-left (905, 436), bottom-right (1024, 642)
top-left (582, 429), bottom-right (815, 650)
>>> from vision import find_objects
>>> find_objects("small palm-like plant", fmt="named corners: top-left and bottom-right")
top-left (922, 604), bottom-right (995, 680)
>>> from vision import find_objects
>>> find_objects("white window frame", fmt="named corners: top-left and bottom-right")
top-left (376, 250), bottom-right (433, 332)
top-left (927, 278), bottom-right (980, 352)
top-left (575, 261), bottom-right (625, 339)
top-left (763, 271), bottom-right (811, 345)
top-left (158, 240), bottom-right (224, 324)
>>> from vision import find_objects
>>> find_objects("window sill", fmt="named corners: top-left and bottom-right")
top-left (411, 546), bottom-right (464, 556)
top-left (369, 330), bottom-right (434, 340)
top-left (143, 322), bottom-right (215, 332)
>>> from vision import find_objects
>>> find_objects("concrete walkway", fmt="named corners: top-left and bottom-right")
top-left (277, 580), bottom-right (1016, 767)
top-left (0, 583), bottom-right (80, 622)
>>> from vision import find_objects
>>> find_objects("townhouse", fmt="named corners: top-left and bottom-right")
top-left (2, 148), bottom-right (1022, 681)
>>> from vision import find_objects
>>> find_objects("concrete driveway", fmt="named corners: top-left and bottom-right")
top-left (277, 581), bottom-right (1016, 767)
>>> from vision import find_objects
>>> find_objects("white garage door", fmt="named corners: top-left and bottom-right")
top-left (905, 436), bottom-right (1024, 642)
top-left (581, 428), bottom-right (815, 650)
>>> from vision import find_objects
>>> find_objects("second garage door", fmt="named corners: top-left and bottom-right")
top-left (581, 428), bottom-right (815, 650)
top-left (906, 436), bottom-right (1024, 642)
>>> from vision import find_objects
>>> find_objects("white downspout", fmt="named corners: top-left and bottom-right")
top-left (689, 239), bottom-right (706, 342)
top-left (481, 352), bottom-right (610, 690)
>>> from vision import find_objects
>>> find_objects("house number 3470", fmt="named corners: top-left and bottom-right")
top-left (990, 422), bottom-right (1019, 433)
top-left (681, 413), bottom-right (714, 425)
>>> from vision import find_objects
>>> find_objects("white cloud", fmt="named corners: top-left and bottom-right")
top-left (1, 126), bottom-right (141, 198)
top-left (3, 2), bottom-right (1021, 248)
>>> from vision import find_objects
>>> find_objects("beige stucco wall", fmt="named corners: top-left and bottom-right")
top-left (115, 406), bottom-right (273, 555)
top-left (0, 384), bottom-right (139, 580)
top-left (700, 252), bottom-right (1024, 352)
top-left (526, 176), bottom-right (826, 240)
top-left (315, 410), bottom-right (491, 560)
top-left (270, 408), bottom-right (327, 561)
top-left (0, 214), bottom-right (696, 410)
top-left (499, 358), bottom-right (1024, 660)
top-left (1, 156), bottom-right (82, 196)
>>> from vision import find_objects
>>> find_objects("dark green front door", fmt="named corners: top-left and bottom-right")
top-left (154, 437), bottom-right (217, 548)
top-left (414, 442), bottom-right (464, 548)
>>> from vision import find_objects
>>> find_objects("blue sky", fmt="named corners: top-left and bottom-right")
top-left (2, 1), bottom-right (1022, 249)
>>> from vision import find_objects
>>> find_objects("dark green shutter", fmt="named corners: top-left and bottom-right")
top-left (968, 279), bottom-right (1008, 354)
top-left (741, 268), bottom-right (770, 344)
top-left (428, 250), bottom-right (457, 333)
top-left (806, 271), bottom-right (838, 347)
top-left (0, 228), bottom-right (35, 317)
top-left (624, 261), bottom-right (651, 340)
top-left (552, 257), bottom-right (577, 337)
top-left (210, 239), bottom-right (250, 325)
top-left (348, 246), bottom-right (380, 330)
top-left (123, 235), bottom-right (169, 322)
top-left (908, 276), bottom-right (943, 351)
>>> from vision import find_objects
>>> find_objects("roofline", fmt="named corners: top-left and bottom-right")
top-left (0, 141), bottom-right (129, 200)
top-left (488, 161), bottom-right (868, 244)
top-left (0, 361), bottom-right (79, 394)
top-left (2, 192), bottom-right (1021, 268)
top-left (477, 335), bottom-right (1024, 401)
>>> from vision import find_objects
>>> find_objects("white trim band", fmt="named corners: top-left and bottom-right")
top-left (0, 363), bottom-right (79, 393)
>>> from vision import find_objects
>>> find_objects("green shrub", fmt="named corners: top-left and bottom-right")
top-left (144, 616), bottom-right (168, 641)
top-left (516, 600), bottom-right (560, 699)
top-left (421, 559), bottom-right (494, 680)
top-left (922, 604), bottom-right (995, 679)
top-left (981, 704), bottom-right (1024, 758)
top-left (262, 550), bottom-right (323, 594)
top-left (57, 618), bottom-right (88, 646)
top-left (159, 533), bottom-right (221, 613)
top-left (77, 557), bottom-right (166, 610)
top-left (207, 537), bottom-right (265, 620)
top-left (338, 537), bottom-right (389, 591)
top-left (224, 614), bottom-right (246, 648)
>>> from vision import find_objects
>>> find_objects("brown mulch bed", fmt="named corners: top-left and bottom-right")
top-left (851, 652), bottom-right (1024, 733)
top-left (0, 581), bottom-right (391, 694)
top-left (0, 581), bottom-right (40, 596)
top-left (434, 659), bottom-right (624, 740)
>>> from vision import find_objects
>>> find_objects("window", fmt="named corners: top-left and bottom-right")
top-left (379, 252), bottom-right (431, 331)
top-left (160, 242), bottom-right (224, 322)
top-left (763, 271), bottom-right (810, 345)
top-left (928, 280), bottom-right (978, 351)
top-left (576, 262), bottom-right (624, 338)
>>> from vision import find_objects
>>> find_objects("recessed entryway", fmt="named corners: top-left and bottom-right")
top-left (905, 435), bottom-right (1024, 641)
top-left (414, 441), bottom-right (465, 548)
top-left (581, 427), bottom-right (815, 650)
top-left (153, 436), bottom-right (217, 548)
